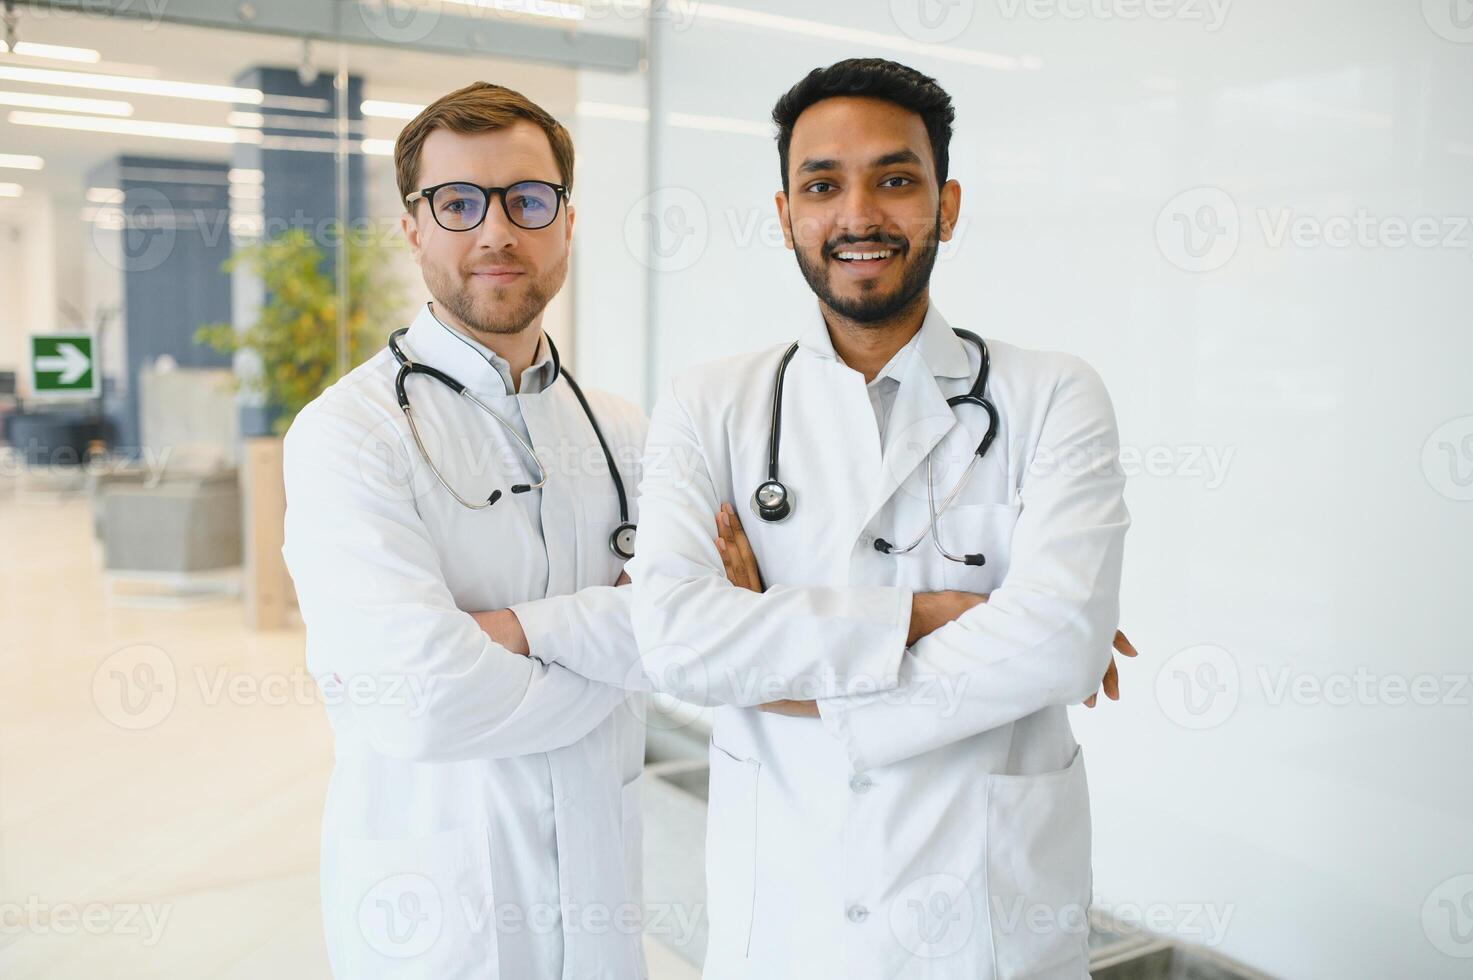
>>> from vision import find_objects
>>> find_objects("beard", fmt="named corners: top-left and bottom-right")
top-left (425, 250), bottom-right (568, 338)
top-left (792, 214), bottom-right (941, 325)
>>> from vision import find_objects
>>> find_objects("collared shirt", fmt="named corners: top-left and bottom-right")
top-left (426, 301), bottom-right (557, 396)
top-left (863, 331), bottom-right (924, 443)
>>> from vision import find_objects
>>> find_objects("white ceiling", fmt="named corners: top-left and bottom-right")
top-left (0, 12), bottom-right (580, 198)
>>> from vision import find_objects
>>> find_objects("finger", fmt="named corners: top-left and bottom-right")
top-left (716, 535), bottom-right (738, 584)
top-left (723, 505), bottom-right (759, 591)
top-left (1083, 692), bottom-right (1097, 708)
top-left (1113, 630), bottom-right (1139, 657)
top-left (1103, 659), bottom-right (1120, 701)
top-left (728, 509), bottom-right (765, 591)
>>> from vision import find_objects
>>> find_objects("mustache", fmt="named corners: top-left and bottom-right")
top-left (463, 255), bottom-right (528, 274)
top-left (822, 234), bottom-right (909, 259)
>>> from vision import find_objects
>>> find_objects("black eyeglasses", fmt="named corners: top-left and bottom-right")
top-left (405, 179), bottom-right (568, 232)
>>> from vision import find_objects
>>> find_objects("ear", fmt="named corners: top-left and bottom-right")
top-left (775, 190), bottom-right (795, 251)
top-left (400, 210), bottom-right (422, 260)
top-left (563, 201), bottom-right (575, 250)
top-left (938, 179), bottom-right (962, 243)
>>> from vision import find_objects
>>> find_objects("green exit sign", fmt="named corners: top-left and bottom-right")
top-left (30, 334), bottom-right (98, 397)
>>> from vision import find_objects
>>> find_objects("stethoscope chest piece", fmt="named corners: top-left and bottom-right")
top-left (751, 479), bottom-right (793, 523)
top-left (611, 522), bottom-right (637, 560)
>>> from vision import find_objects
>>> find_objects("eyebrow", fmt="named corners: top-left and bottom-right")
top-left (795, 148), bottom-right (925, 175)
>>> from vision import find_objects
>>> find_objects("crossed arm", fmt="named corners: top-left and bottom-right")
top-left (712, 502), bottom-right (1137, 717)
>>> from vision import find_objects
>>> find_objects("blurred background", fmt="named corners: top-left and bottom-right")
top-left (0, 1), bottom-right (1469, 977)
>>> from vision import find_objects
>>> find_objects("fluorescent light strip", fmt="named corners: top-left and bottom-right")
top-left (687, 2), bottom-right (1028, 71)
top-left (576, 101), bottom-right (650, 123)
top-left (443, 0), bottom-right (586, 22)
top-left (0, 183), bottom-right (23, 198)
top-left (0, 65), bottom-right (262, 104)
top-left (86, 186), bottom-right (125, 204)
top-left (0, 153), bottom-right (45, 171)
top-left (9, 110), bottom-right (247, 145)
top-left (0, 40), bottom-right (101, 63)
top-left (362, 99), bottom-right (425, 120)
top-left (0, 89), bottom-right (133, 116)
top-left (668, 111), bottom-right (769, 137)
top-left (577, 102), bottom-right (769, 138)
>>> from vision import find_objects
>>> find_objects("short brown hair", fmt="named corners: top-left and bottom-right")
top-left (394, 81), bottom-right (574, 210)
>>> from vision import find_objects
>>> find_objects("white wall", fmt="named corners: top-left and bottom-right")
top-left (634, 1), bottom-right (1473, 977)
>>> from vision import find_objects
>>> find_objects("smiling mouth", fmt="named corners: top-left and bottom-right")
top-left (830, 244), bottom-right (903, 265)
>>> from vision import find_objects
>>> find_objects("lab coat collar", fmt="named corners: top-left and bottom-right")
top-left (400, 302), bottom-right (557, 397)
top-left (795, 300), bottom-right (973, 382)
top-left (793, 302), bottom-right (974, 529)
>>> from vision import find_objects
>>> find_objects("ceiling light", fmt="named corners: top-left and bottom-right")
top-left (0, 65), bottom-right (262, 104)
top-left (9, 110), bottom-right (246, 144)
top-left (0, 153), bottom-right (45, 170)
top-left (0, 89), bottom-right (132, 115)
top-left (0, 183), bottom-right (23, 198)
top-left (361, 99), bottom-right (424, 120)
top-left (0, 40), bottom-right (102, 63)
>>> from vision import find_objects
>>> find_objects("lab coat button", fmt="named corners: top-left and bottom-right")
top-left (849, 774), bottom-right (873, 794)
top-left (846, 904), bottom-right (869, 924)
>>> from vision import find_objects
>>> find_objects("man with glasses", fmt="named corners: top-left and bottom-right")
top-left (282, 82), bottom-right (651, 979)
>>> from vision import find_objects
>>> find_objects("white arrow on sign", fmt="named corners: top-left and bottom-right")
top-left (35, 343), bottom-right (90, 385)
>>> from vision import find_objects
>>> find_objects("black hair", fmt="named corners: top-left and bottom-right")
top-left (771, 58), bottom-right (956, 193)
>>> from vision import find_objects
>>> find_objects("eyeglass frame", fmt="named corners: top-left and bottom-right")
top-left (404, 179), bottom-right (569, 232)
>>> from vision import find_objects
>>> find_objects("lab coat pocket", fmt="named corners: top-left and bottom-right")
top-left (985, 746), bottom-right (1092, 979)
top-left (337, 825), bottom-right (498, 980)
top-left (939, 501), bottom-right (1022, 594)
top-left (705, 739), bottom-right (761, 960)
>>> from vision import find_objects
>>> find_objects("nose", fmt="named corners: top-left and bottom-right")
top-left (473, 191), bottom-right (518, 252)
top-left (832, 184), bottom-right (886, 241)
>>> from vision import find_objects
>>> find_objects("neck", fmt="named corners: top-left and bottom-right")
top-left (821, 290), bottom-right (930, 383)
top-left (429, 301), bottom-right (543, 393)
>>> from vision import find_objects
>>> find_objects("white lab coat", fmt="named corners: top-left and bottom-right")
top-left (629, 304), bottom-right (1128, 980)
top-left (282, 304), bottom-right (649, 980)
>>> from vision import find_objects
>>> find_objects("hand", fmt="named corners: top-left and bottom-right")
top-left (907, 590), bottom-right (988, 647)
top-left (1084, 630), bottom-right (1139, 707)
top-left (469, 608), bottom-right (530, 656)
top-left (715, 503), bottom-right (764, 592)
top-left (757, 699), bottom-right (820, 717)
top-left (715, 505), bottom-right (818, 717)
top-left (616, 570), bottom-right (631, 586)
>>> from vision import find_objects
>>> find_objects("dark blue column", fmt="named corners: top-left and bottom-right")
top-left (86, 156), bottom-right (233, 455)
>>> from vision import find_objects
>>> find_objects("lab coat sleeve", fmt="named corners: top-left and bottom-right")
top-left (281, 399), bottom-right (627, 763)
top-left (818, 358), bottom-right (1129, 772)
top-left (506, 402), bottom-right (648, 689)
top-left (627, 381), bottom-right (912, 706)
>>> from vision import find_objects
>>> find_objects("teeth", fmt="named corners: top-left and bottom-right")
top-left (835, 249), bottom-right (893, 261)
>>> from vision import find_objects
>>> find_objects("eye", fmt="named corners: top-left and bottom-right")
top-left (804, 181), bottom-right (837, 194)
top-left (512, 196), bottom-right (548, 211)
top-left (881, 175), bottom-right (915, 188)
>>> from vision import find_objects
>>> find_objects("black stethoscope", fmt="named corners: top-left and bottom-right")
top-left (388, 327), bottom-right (637, 560)
top-left (750, 327), bottom-right (999, 567)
